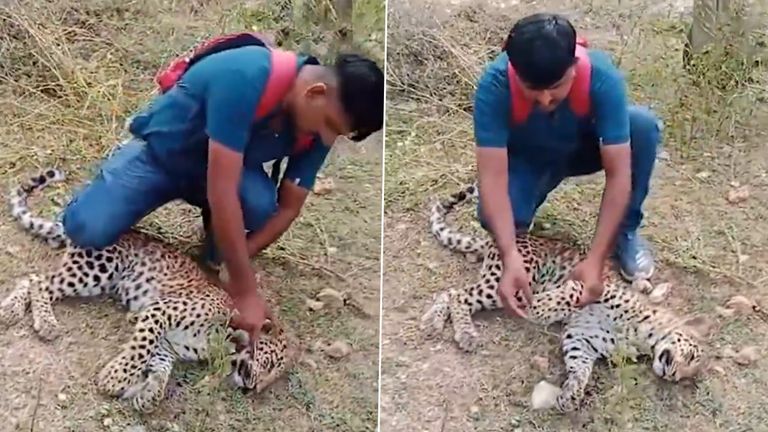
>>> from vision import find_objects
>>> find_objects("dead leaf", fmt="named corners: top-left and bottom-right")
top-left (725, 295), bottom-right (758, 315)
top-left (313, 177), bottom-right (335, 195)
top-left (727, 185), bottom-right (750, 204)
top-left (305, 299), bottom-right (325, 311)
top-left (531, 380), bottom-right (562, 410)
top-left (531, 355), bottom-right (549, 373)
top-left (317, 288), bottom-right (345, 309)
top-left (324, 340), bottom-right (352, 359)
top-left (649, 283), bottom-right (671, 303)
top-left (299, 358), bottom-right (318, 370)
top-left (733, 346), bottom-right (760, 365)
top-left (715, 306), bottom-right (736, 318)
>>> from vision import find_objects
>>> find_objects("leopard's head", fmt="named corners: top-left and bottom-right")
top-left (227, 320), bottom-right (288, 393)
top-left (652, 324), bottom-right (708, 382)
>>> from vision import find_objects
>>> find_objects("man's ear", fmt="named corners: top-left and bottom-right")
top-left (304, 82), bottom-right (328, 99)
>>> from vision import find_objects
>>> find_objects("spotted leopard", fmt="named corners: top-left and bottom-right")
top-left (420, 182), bottom-right (707, 412)
top-left (1, 169), bottom-right (294, 412)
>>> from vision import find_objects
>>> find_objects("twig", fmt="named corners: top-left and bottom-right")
top-left (281, 252), bottom-right (355, 286)
top-left (29, 376), bottom-right (42, 432)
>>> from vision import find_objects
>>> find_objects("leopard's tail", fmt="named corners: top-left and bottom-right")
top-left (429, 182), bottom-right (490, 259)
top-left (9, 169), bottom-right (68, 248)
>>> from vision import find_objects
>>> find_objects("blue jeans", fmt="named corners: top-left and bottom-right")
top-left (478, 105), bottom-right (662, 234)
top-left (62, 138), bottom-right (278, 249)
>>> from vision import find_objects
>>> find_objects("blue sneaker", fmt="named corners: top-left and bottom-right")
top-left (614, 231), bottom-right (655, 281)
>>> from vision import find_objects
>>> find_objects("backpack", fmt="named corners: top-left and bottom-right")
top-left (154, 32), bottom-right (315, 157)
top-left (506, 37), bottom-right (592, 125)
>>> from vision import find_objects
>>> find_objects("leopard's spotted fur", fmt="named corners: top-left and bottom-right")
top-left (1, 169), bottom-right (294, 412)
top-left (421, 183), bottom-right (706, 412)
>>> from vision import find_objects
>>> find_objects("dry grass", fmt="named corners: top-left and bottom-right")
top-left (0, 0), bottom-right (383, 431)
top-left (381, 0), bottom-right (768, 430)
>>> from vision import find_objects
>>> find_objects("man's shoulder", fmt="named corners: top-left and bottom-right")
top-left (476, 52), bottom-right (511, 96)
top-left (586, 48), bottom-right (626, 87)
top-left (183, 45), bottom-right (273, 85)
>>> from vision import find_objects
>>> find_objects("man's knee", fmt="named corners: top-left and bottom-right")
top-left (240, 186), bottom-right (278, 231)
top-left (629, 105), bottom-right (663, 155)
top-left (62, 202), bottom-right (121, 249)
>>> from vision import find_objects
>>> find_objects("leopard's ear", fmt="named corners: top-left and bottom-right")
top-left (261, 319), bottom-right (274, 335)
top-left (680, 315), bottom-right (715, 340)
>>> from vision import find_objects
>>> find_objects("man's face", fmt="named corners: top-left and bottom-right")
top-left (516, 65), bottom-right (576, 112)
top-left (289, 82), bottom-right (352, 146)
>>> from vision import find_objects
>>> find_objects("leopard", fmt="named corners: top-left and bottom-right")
top-left (0, 168), bottom-right (295, 413)
top-left (420, 182), bottom-right (708, 412)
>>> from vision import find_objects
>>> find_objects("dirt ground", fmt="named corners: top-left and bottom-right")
top-left (381, 0), bottom-right (768, 431)
top-left (0, 1), bottom-right (383, 431)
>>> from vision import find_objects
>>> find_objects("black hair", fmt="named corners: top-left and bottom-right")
top-left (504, 13), bottom-right (578, 90)
top-left (334, 53), bottom-right (385, 142)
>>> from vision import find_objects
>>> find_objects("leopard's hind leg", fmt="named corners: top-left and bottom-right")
top-left (419, 290), bottom-right (451, 338)
top-left (555, 306), bottom-right (615, 412)
top-left (97, 299), bottom-right (170, 397)
top-left (451, 280), bottom-right (501, 352)
top-left (0, 276), bottom-right (35, 326)
top-left (121, 339), bottom-right (177, 413)
top-left (29, 247), bottom-right (119, 340)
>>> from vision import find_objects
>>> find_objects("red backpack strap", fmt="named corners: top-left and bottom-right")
top-left (155, 32), bottom-right (273, 94)
top-left (507, 37), bottom-right (592, 124)
top-left (255, 49), bottom-right (316, 155)
top-left (255, 48), bottom-right (298, 119)
top-left (567, 44), bottom-right (592, 117)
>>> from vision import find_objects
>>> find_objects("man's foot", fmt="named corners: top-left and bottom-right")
top-left (614, 231), bottom-right (655, 281)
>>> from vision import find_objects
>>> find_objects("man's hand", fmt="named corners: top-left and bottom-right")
top-left (498, 250), bottom-right (532, 317)
top-left (229, 282), bottom-right (272, 345)
top-left (570, 256), bottom-right (604, 307)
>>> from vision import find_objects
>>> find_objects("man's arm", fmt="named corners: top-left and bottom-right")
top-left (202, 66), bottom-right (264, 293)
top-left (246, 180), bottom-right (307, 256)
top-left (207, 142), bottom-right (259, 293)
top-left (476, 148), bottom-right (517, 260)
top-left (588, 58), bottom-right (633, 262)
top-left (473, 59), bottom-right (518, 259)
top-left (588, 144), bottom-right (631, 262)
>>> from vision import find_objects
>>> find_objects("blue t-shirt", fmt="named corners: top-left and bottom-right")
top-left (473, 49), bottom-right (630, 166)
top-left (129, 45), bottom-right (329, 190)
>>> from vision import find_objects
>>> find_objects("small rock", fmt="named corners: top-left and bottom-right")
top-left (317, 288), bottom-right (345, 309)
top-left (102, 417), bottom-right (113, 427)
top-left (56, 393), bottom-right (67, 402)
top-left (725, 295), bottom-right (758, 315)
top-left (695, 171), bottom-right (711, 179)
top-left (632, 279), bottom-right (654, 294)
top-left (648, 283), bottom-right (671, 303)
top-left (727, 185), bottom-right (750, 204)
top-left (305, 299), bottom-right (325, 311)
top-left (125, 426), bottom-right (147, 432)
top-left (738, 254), bottom-right (750, 263)
top-left (469, 405), bottom-right (479, 414)
top-left (327, 247), bottom-right (338, 255)
top-left (531, 355), bottom-right (549, 373)
top-left (313, 178), bottom-right (335, 195)
top-left (300, 358), bottom-right (318, 370)
top-left (324, 340), bottom-right (352, 359)
top-left (531, 380), bottom-right (562, 410)
top-left (733, 346), bottom-right (760, 365)
top-left (657, 150), bottom-right (670, 161)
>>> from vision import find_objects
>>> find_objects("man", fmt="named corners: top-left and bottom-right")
top-left (472, 13), bottom-right (662, 317)
top-left (61, 43), bottom-right (385, 342)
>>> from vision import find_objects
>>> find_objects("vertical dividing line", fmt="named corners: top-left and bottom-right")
top-left (376, 0), bottom-right (389, 430)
